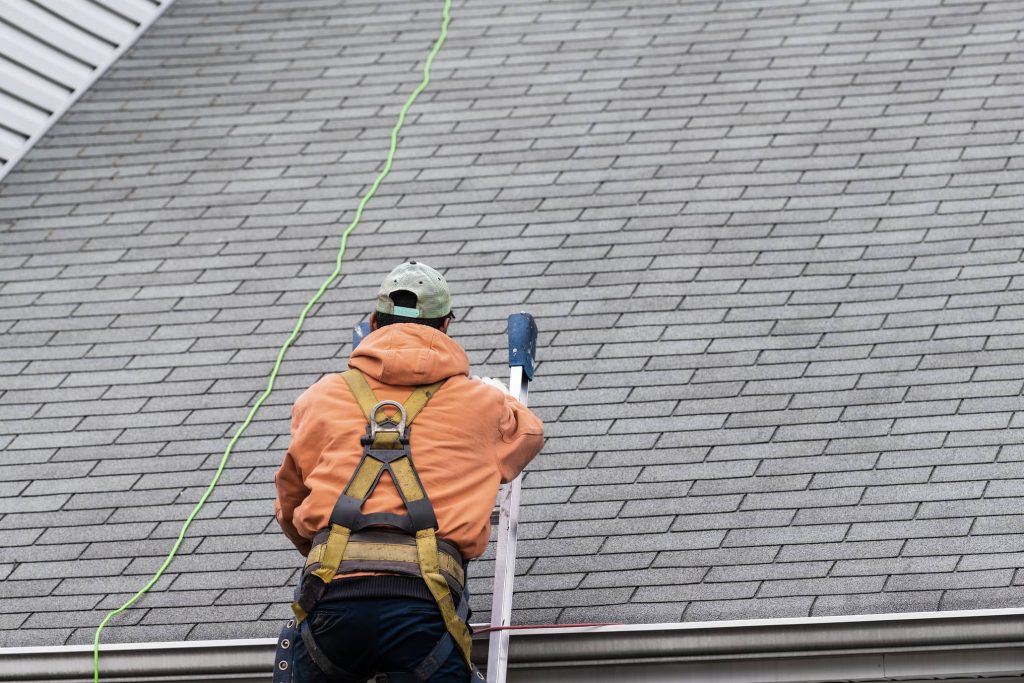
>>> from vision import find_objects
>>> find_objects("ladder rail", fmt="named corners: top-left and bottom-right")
top-left (488, 312), bottom-right (537, 683)
top-left (487, 367), bottom-right (528, 683)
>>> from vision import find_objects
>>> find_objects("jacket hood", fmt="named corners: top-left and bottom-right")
top-left (349, 323), bottom-right (469, 385)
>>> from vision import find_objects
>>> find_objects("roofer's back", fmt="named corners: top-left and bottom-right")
top-left (273, 261), bottom-right (544, 682)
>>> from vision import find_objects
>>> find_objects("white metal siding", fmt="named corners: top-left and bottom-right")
top-left (0, 0), bottom-right (174, 180)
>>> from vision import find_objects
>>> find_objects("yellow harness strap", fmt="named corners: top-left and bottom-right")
top-left (416, 528), bottom-right (475, 669)
top-left (311, 523), bottom-right (350, 585)
top-left (303, 534), bottom-right (466, 588)
top-left (342, 369), bottom-right (443, 441)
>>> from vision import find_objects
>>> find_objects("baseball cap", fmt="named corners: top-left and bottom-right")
top-left (376, 261), bottom-right (452, 319)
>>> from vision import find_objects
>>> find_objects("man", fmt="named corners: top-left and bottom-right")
top-left (274, 261), bottom-right (545, 682)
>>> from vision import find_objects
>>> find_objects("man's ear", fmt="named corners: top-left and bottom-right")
top-left (440, 317), bottom-right (451, 334)
top-left (370, 312), bottom-right (378, 331)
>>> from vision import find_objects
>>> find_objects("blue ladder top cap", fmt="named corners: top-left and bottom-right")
top-left (507, 312), bottom-right (537, 380)
top-left (353, 321), bottom-right (371, 349)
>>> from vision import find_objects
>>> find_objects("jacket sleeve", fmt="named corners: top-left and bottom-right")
top-left (274, 392), bottom-right (314, 556)
top-left (495, 393), bottom-right (545, 484)
top-left (274, 450), bottom-right (311, 556)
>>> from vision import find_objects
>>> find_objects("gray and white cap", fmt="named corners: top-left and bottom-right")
top-left (376, 261), bottom-right (452, 319)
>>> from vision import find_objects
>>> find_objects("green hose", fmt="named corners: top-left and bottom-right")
top-left (92, 1), bottom-right (453, 679)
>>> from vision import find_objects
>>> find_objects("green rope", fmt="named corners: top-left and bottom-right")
top-left (92, 1), bottom-right (453, 679)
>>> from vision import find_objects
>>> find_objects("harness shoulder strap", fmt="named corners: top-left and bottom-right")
top-left (341, 368), bottom-right (378, 420)
top-left (338, 369), bottom-right (445, 514)
top-left (341, 369), bottom-right (445, 428)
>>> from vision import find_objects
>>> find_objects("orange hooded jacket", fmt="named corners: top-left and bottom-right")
top-left (274, 323), bottom-right (545, 561)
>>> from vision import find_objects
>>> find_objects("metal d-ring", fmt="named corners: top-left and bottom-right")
top-left (369, 400), bottom-right (407, 438)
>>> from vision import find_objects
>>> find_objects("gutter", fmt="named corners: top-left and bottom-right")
top-left (3, 607), bottom-right (1024, 682)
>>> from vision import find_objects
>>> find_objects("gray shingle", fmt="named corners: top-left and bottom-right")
top-left (638, 460), bottom-right (757, 483)
top-left (634, 581), bottom-right (759, 603)
top-left (0, 507), bottom-right (111, 532)
top-left (724, 524), bottom-right (849, 548)
top-left (862, 481), bottom-right (985, 504)
top-left (918, 497), bottom-right (1024, 520)
top-left (603, 530), bottom-right (727, 554)
top-left (887, 569), bottom-right (1013, 592)
top-left (580, 566), bottom-right (705, 589)
top-left (757, 452), bottom-right (878, 477)
top-left (691, 473), bottom-right (812, 497)
top-left (848, 518), bottom-right (973, 542)
top-left (904, 533), bottom-right (1024, 557)
top-left (530, 551), bottom-right (654, 576)
top-left (812, 591), bottom-right (942, 616)
top-left (971, 514), bottom-right (1024, 535)
top-left (940, 586), bottom-right (1024, 611)
top-left (706, 561), bottom-right (831, 583)
top-left (776, 540), bottom-right (903, 563)
top-left (685, 597), bottom-right (813, 622)
top-left (22, 474), bottom-right (139, 496)
top-left (66, 624), bottom-right (192, 646)
top-left (672, 509), bottom-right (795, 533)
top-left (742, 488), bottom-right (863, 511)
top-left (959, 552), bottom-right (1024, 572)
top-left (620, 493), bottom-right (740, 518)
top-left (516, 586), bottom-right (633, 610)
top-left (763, 575), bottom-right (888, 598)
top-left (826, 432), bottom-right (948, 456)
top-left (811, 466), bottom-right (931, 489)
top-left (8, 559), bottom-right (130, 581)
top-left (550, 516), bottom-right (672, 539)
top-left (0, 628), bottom-right (73, 648)
top-left (707, 439), bottom-right (827, 462)
top-left (833, 556), bottom-right (959, 577)
top-left (140, 604), bottom-right (266, 625)
top-left (794, 503), bottom-right (916, 526)
top-left (0, 579), bottom-right (60, 599)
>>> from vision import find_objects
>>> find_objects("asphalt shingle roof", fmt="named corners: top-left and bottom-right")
top-left (2, 0), bottom-right (1024, 648)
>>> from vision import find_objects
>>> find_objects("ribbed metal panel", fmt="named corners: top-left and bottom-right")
top-left (0, 0), bottom-right (173, 179)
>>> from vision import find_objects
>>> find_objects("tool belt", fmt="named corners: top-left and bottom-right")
top-left (284, 368), bottom-right (478, 682)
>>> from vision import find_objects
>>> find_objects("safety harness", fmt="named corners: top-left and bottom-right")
top-left (274, 368), bottom-right (479, 682)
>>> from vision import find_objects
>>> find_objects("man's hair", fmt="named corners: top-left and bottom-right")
top-left (375, 290), bottom-right (450, 330)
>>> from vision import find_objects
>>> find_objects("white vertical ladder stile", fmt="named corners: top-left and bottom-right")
top-left (488, 311), bottom-right (537, 683)
top-left (487, 365), bottom-right (527, 683)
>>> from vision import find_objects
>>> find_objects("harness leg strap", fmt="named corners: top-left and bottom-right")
top-left (385, 593), bottom-right (483, 683)
top-left (414, 529), bottom-right (475, 671)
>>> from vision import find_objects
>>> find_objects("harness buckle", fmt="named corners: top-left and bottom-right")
top-left (369, 400), bottom-right (407, 440)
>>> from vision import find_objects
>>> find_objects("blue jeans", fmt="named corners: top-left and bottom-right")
top-left (292, 598), bottom-right (469, 682)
